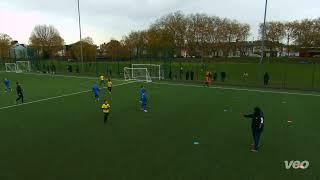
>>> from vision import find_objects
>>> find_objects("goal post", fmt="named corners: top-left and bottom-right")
top-left (131, 64), bottom-right (161, 80)
top-left (16, 61), bottom-right (31, 73)
top-left (5, 63), bottom-right (17, 72)
top-left (124, 67), bottom-right (152, 83)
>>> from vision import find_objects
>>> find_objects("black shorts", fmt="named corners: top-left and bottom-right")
top-left (108, 87), bottom-right (112, 92)
top-left (104, 113), bottom-right (109, 121)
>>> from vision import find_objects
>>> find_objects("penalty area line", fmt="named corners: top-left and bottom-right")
top-left (0, 81), bottom-right (136, 111)
top-left (152, 82), bottom-right (320, 97)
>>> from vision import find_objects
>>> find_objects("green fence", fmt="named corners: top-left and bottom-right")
top-left (1, 59), bottom-right (320, 91)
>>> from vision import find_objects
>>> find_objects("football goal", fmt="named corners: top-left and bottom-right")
top-left (124, 67), bottom-right (152, 83)
top-left (5, 63), bottom-right (17, 72)
top-left (131, 64), bottom-right (162, 80)
top-left (16, 61), bottom-right (31, 73)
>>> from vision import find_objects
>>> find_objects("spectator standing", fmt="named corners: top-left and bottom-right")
top-left (221, 72), bottom-right (226, 82)
top-left (264, 72), bottom-right (270, 86)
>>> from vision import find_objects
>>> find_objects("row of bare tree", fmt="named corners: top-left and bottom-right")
top-left (109, 13), bottom-right (320, 59)
top-left (122, 11), bottom-right (251, 58)
top-left (260, 18), bottom-right (320, 52)
top-left (0, 11), bottom-right (319, 60)
top-left (103, 13), bottom-right (320, 59)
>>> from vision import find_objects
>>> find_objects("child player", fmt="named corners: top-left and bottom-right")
top-left (141, 90), bottom-right (148, 113)
top-left (101, 99), bottom-right (111, 124)
top-left (204, 72), bottom-right (211, 87)
top-left (139, 85), bottom-right (145, 103)
top-left (107, 79), bottom-right (112, 94)
top-left (3, 78), bottom-right (11, 92)
top-left (140, 85), bottom-right (145, 95)
top-left (99, 75), bottom-right (105, 86)
top-left (16, 82), bottom-right (24, 104)
top-left (92, 84), bottom-right (100, 102)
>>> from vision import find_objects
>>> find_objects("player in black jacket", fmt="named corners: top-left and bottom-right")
top-left (16, 82), bottom-right (24, 104)
top-left (241, 107), bottom-right (264, 152)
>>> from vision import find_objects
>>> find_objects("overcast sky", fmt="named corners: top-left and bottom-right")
top-left (0, 0), bottom-right (319, 45)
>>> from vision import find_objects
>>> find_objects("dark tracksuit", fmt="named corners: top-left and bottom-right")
top-left (244, 111), bottom-right (264, 150)
top-left (16, 85), bottom-right (24, 103)
top-left (264, 73), bottom-right (270, 86)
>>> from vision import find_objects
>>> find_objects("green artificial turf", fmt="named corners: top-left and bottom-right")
top-left (12, 59), bottom-right (320, 90)
top-left (0, 72), bottom-right (319, 180)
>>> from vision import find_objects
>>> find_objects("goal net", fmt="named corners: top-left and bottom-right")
top-left (5, 63), bottom-right (17, 72)
top-left (132, 64), bottom-right (162, 80)
top-left (16, 61), bottom-right (31, 73)
top-left (124, 67), bottom-right (152, 82)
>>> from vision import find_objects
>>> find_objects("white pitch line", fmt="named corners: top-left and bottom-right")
top-left (152, 82), bottom-right (320, 97)
top-left (3, 71), bottom-right (320, 97)
top-left (0, 81), bottom-right (136, 111)
top-left (0, 71), bottom-right (123, 81)
top-left (24, 72), bottom-right (97, 80)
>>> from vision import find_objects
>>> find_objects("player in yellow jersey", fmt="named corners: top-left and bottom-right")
top-left (107, 79), bottom-right (112, 94)
top-left (99, 75), bottom-right (105, 86)
top-left (101, 100), bottom-right (111, 124)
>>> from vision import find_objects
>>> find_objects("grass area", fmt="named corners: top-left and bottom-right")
top-left (2, 58), bottom-right (320, 91)
top-left (0, 72), bottom-right (319, 179)
top-left (2, 57), bottom-right (320, 90)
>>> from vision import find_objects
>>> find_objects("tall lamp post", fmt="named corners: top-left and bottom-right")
top-left (77, 0), bottom-right (84, 71)
top-left (259, 0), bottom-right (268, 78)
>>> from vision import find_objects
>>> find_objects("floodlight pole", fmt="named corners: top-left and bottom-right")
top-left (77, 0), bottom-right (84, 71)
top-left (259, 0), bottom-right (268, 79)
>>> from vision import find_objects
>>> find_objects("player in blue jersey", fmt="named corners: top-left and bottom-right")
top-left (139, 85), bottom-right (145, 103)
top-left (141, 91), bottom-right (148, 112)
top-left (92, 84), bottom-right (100, 102)
top-left (140, 85), bottom-right (145, 95)
top-left (4, 78), bottom-right (11, 92)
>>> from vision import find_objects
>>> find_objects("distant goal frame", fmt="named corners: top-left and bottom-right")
top-left (124, 67), bottom-right (152, 83)
top-left (131, 64), bottom-right (161, 80)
